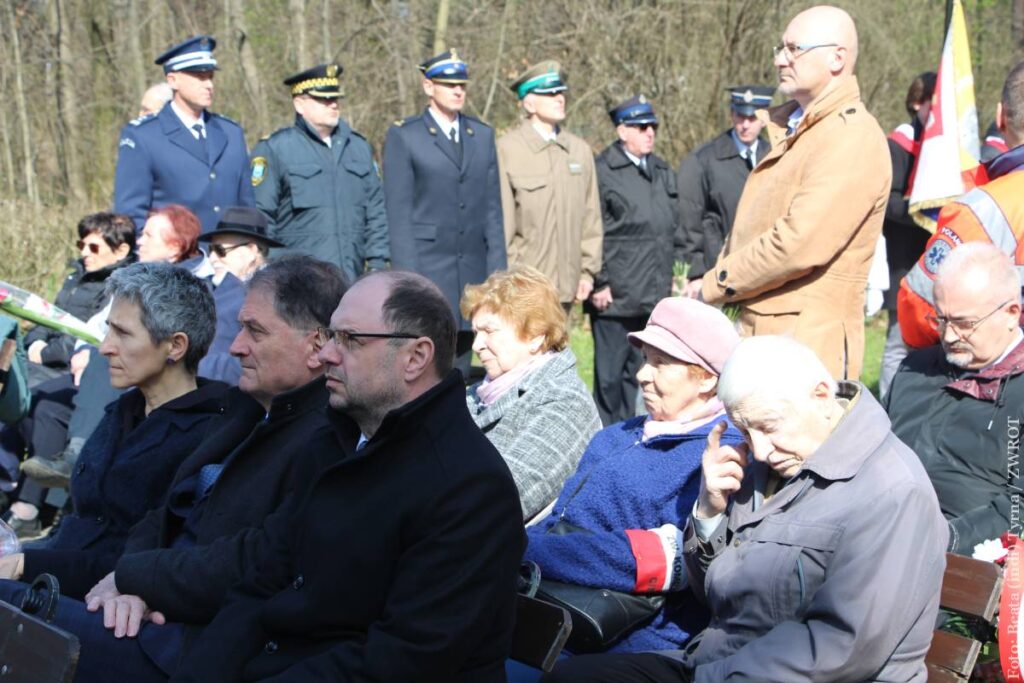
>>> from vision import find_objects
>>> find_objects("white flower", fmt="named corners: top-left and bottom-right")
top-left (972, 538), bottom-right (1008, 563)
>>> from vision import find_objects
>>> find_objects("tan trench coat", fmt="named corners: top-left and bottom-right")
top-left (700, 77), bottom-right (890, 379)
top-left (497, 119), bottom-right (603, 304)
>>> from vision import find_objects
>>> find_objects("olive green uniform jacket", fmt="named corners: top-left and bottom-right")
top-left (497, 119), bottom-right (603, 304)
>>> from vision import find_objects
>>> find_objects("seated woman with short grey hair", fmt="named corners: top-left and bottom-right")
top-left (462, 267), bottom-right (601, 521)
top-left (0, 262), bottom-right (231, 599)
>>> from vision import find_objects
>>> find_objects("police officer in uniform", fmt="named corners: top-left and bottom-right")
top-left (677, 85), bottom-right (773, 290)
top-left (114, 36), bottom-right (254, 234)
top-left (383, 49), bottom-right (505, 375)
top-left (250, 63), bottom-right (389, 281)
top-left (588, 96), bottom-right (679, 425)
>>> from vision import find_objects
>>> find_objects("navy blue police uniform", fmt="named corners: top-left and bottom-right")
top-left (114, 36), bottom-right (254, 234)
top-left (383, 50), bottom-right (505, 373)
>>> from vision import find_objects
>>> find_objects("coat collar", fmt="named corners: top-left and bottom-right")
top-left (517, 118), bottom-right (569, 153)
top-left (986, 143), bottom-right (1024, 181)
top-left (418, 108), bottom-right (476, 171)
top-left (158, 104), bottom-right (227, 166)
top-left (602, 141), bottom-right (668, 173)
top-left (265, 376), bottom-right (329, 421)
top-left (468, 348), bottom-right (576, 426)
top-left (117, 378), bottom-right (231, 431)
top-left (760, 76), bottom-right (863, 149)
top-left (945, 335), bottom-right (1024, 402)
top-left (328, 370), bottom-right (465, 461)
top-left (798, 381), bottom-right (890, 481)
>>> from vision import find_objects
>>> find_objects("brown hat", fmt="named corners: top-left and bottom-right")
top-left (628, 298), bottom-right (739, 375)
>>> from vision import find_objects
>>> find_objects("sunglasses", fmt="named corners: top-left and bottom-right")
top-left (211, 242), bottom-right (252, 258)
top-left (76, 240), bottom-right (104, 254)
top-left (626, 123), bottom-right (659, 132)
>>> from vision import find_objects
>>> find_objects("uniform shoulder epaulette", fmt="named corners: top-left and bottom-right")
top-left (263, 125), bottom-right (295, 142)
top-left (462, 113), bottom-right (491, 129)
top-left (350, 127), bottom-right (369, 141)
top-left (127, 113), bottom-right (156, 127)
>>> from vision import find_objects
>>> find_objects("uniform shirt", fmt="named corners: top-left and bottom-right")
top-left (170, 101), bottom-right (206, 139)
top-left (427, 108), bottom-right (460, 143)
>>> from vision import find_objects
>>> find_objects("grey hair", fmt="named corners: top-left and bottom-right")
top-left (247, 255), bottom-right (348, 331)
top-left (936, 242), bottom-right (1022, 306)
top-left (717, 336), bottom-right (837, 411)
top-left (104, 262), bottom-right (216, 373)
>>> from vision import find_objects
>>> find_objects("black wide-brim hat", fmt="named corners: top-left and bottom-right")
top-left (198, 207), bottom-right (285, 247)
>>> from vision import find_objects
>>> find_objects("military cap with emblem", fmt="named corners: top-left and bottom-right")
top-left (284, 63), bottom-right (344, 99)
top-left (509, 60), bottom-right (568, 99)
top-left (198, 206), bottom-right (284, 247)
top-left (609, 95), bottom-right (658, 126)
top-left (155, 35), bottom-right (218, 74)
top-left (419, 49), bottom-right (469, 84)
top-left (726, 85), bottom-right (775, 116)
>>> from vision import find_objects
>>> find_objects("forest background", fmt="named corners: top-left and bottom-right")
top-left (2, 0), bottom-right (1024, 387)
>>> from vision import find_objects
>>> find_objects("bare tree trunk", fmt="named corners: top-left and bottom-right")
top-left (1014, 0), bottom-right (1024, 59)
top-left (322, 0), bottom-right (330, 61)
top-left (53, 0), bottom-right (86, 202)
top-left (0, 68), bottom-right (16, 198)
top-left (228, 0), bottom-right (269, 135)
top-left (127, 0), bottom-right (146, 98)
top-left (290, 0), bottom-right (307, 67)
top-left (432, 0), bottom-right (450, 54)
top-left (6, 1), bottom-right (38, 204)
top-left (483, 0), bottom-right (515, 121)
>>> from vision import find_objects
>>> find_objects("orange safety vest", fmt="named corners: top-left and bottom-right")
top-left (897, 168), bottom-right (1024, 348)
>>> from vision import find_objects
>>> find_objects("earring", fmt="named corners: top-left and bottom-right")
top-left (166, 357), bottom-right (177, 366)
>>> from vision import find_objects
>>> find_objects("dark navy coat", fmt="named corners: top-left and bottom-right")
top-left (383, 110), bottom-right (506, 328)
top-left (23, 380), bottom-right (230, 599)
top-left (252, 116), bottom-right (389, 281)
top-left (114, 104), bottom-right (255, 233)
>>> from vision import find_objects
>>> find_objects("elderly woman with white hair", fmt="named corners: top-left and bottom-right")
top-left (0, 262), bottom-right (230, 599)
top-left (545, 336), bottom-right (948, 683)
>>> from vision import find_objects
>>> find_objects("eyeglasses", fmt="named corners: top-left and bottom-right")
top-left (315, 327), bottom-right (419, 349)
top-left (925, 299), bottom-right (1012, 337)
top-left (210, 242), bottom-right (252, 258)
top-left (76, 240), bottom-right (104, 254)
top-left (772, 42), bottom-right (839, 61)
top-left (627, 123), bottom-right (658, 132)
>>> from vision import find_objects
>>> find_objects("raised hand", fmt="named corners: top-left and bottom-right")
top-left (696, 421), bottom-right (748, 519)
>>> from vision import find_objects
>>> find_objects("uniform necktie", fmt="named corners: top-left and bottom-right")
top-left (743, 150), bottom-right (754, 171)
top-left (192, 123), bottom-right (207, 157)
top-left (449, 127), bottom-right (463, 165)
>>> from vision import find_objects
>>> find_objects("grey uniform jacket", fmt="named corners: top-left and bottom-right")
top-left (680, 382), bottom-right (947, 682)
top-left (251, 116), bottom-right (389, 281)
top-left (466, 348), bottom-right (600, 521)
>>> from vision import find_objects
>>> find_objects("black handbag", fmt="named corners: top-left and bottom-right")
top-left (520, 518), bottom-right (666, 654)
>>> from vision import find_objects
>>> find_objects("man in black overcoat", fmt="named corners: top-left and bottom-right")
top-left (171, 270), bottom-right (526, 682)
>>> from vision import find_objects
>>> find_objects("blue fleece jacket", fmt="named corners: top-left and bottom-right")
top-left (525, 414), bottom-right (744, 653)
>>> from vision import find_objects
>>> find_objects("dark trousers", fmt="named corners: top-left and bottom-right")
top-left (0, 374), bottom-right (76, 490)
top-left (591, 315), bottom-right (646, 426)
top-left (540, 652), bottom-right (691, 682)
top-left (0, 580), bottom-right (168, 683)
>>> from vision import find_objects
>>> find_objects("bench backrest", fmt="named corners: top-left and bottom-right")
top-left (925, 553), bottom-right (1003, 683)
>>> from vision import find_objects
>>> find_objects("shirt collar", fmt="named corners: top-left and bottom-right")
top-left (786, 106), bottom-right (805, 136)
top-left (621, 148), bottom-right (645, 167)
top-left (983, 328), bottom-right (1024, 371)
top-left (530, 121), bottom-right (558, 143)
top-left (170, 100), bottom-right (205, 131)
top-left (427, 107), bottom-right (459, 141)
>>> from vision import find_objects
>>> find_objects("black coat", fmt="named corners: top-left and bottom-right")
top-left (885, 341), bottom-right (1024, 554)
top-left (116, 379), bottom-right (332, 630)
top-left (171, 372), bottom-right (526, 683)
top-left (24, 256), bottom-right (133, 369)
top-left (676, 129), bottom-right (769, 278)
top-left (383, 110), bottom-right (507, 328)
top-left (589, 142), bottom-right (680, 318)
top-left (23, 380), bottom-right (230, 598)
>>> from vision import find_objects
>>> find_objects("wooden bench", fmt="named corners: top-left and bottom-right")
top-left (925, 552), bottom-right (1003, 683)
top-left (510, 594), bottom-right (572, 672)
top-left (0, 599), bottom-right (79, 682)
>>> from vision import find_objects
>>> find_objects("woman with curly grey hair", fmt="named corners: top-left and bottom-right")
top-left (0, 262), bottom-right (231, 598)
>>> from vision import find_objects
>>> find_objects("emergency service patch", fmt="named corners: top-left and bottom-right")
top-left (924, 240), bottom-right (952, 274)
top-left (251, 157), bottom-right (267, 187)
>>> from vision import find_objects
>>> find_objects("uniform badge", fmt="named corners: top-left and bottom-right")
top-left (119, 137), bottom-right (135, 149)
top-left (568, 162), bottom-right (582, 175)
top-left (251, 156), bottom-right (268, 187)
top-left (327, 64), bottom-right (338, 78)
top-left (924, 240), bottom-right (952, 274)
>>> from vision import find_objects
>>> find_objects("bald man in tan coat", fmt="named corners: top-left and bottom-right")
top-left (699, 5), bottom-right (890, 380)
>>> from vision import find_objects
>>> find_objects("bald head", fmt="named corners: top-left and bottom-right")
top-left (936, 242), bottom-right (1022, 308)
top-left (776, 5), bottom-right (858, 107)
top-left (139, 83), bottom-right (173, 117)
